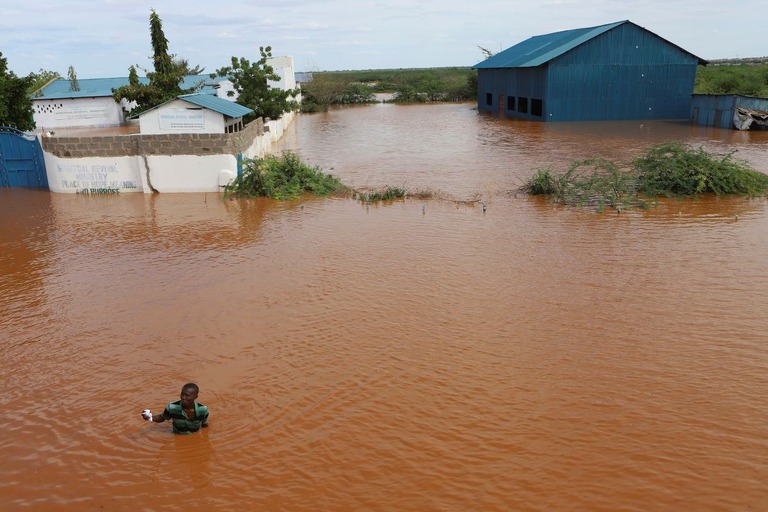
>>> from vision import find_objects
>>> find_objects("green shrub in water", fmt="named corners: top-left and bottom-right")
top-left (633, 141), bottom-right (768, 197)
top-left (522, 142), bottom-right (768, 210)
top-left (355, 186), bottom-right (406, 203)
top-left (224, 151), bottom-right (348, 200)
top-left (524, 159), bottom-right (642, 211)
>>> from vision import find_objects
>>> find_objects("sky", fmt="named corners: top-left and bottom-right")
top-left (1, 0), bottom-right (765, 79)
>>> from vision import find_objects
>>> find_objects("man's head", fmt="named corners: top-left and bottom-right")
top-left (180, 383), bottom-right (199, 407)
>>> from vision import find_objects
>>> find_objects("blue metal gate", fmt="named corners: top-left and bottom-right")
top-left (0, 126), bottom-right (48, 189)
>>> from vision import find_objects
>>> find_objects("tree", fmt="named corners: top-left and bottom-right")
top-left (28, 69), bottom-right (60, 97)
top-left (213, 46), bottom-right (299, 121)
top-left (67, 65), bottom-right (80, 92)
top-left (478, 46), bottom-right (496, 60)
top-left (173, 58), bottom-right (205, 76)
top-left (112, 9), bottom-right (197, 114)
top-left (0, 52), bottom-right (35, 131)
top-left (149, 9), bottom-right (173, 75)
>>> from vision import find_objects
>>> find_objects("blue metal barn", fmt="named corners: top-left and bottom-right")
top-left (474, 20), bottom-right (706, 122)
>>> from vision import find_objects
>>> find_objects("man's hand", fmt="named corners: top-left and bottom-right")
top-left (141, 409), bottom-right (152, 421)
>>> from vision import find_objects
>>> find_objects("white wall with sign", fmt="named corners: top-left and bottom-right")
top-left (43, 151), bottom-right (239, 194)
top-left (139, 99), bottom-right (225, 135)
top-left (33, 97), bottom-right (125, 131)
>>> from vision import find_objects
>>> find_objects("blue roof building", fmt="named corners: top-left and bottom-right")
top-left (33, 75), bottom-right (222, 100)
top-left (31, 75), bottom-right (227, 131)
top-left (474, 20), bottom-right (706, 122)
top-left (135, 93), bottom-right (254, 134)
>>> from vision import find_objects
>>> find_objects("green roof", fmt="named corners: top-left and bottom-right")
top-left (473, 20), bottom-right (706, 69)
top-left (132, 93), bottom-right (253, 119)
top-left (32, 75), bottom-right (222, 99)
top-left (175, 93), bottom-right (253, 118)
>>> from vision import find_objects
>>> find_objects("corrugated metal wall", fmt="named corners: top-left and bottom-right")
top-left (476, 68), bottom-right (548, 120)
top-left (691, 94), bottom-right (768, 129)
top-left (477, 23), bottom-right (699, 122)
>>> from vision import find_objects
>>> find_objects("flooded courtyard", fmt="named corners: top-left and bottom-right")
top-left (1, 102), bottom-right (767, 511)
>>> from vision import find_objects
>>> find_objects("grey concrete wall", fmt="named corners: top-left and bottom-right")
top-left (42, 118), bottom-right (265, 158)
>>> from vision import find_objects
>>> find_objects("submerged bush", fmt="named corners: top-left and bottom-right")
top-left (354, 186), bottom-right (406, 203)
top-left (523, 159), bottom-right (643, 211)
top-left (224, 152), bottom-right (348, 200)
top-left (632, 141), bottom-right (768, 197)
top-left (521, 142), bottom-right (768, 210)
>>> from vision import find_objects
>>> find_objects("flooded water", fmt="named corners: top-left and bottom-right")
top-left (2, 103), bottom-right (767, 511)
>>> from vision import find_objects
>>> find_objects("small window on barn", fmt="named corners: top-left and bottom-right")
top-left (517, 97), bottom-right (528, 114)
top-left (531, 99), bottom-right (543, 117)
top-left (507, 96), bottom-right (515, 111)
top-left (485, 93), bottom-right (493, 106)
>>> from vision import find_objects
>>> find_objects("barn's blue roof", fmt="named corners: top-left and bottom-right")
top-left (473, 20), bottom-right (706, 69)
top-left (33, 75), bottom-right (222, 99)
top-left (131, 93), bottom-right (253, 119)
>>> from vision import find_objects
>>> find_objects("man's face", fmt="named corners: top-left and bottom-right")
top-left (180, 387), bottom-right (198, 407)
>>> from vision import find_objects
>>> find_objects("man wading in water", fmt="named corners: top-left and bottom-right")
top-left (141, 383), bottom-right (209, 434)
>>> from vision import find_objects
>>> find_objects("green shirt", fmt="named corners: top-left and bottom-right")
top-left (161, 400), bottom-right (209, 435)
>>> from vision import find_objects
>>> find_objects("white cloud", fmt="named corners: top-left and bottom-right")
top-left (2, 0), bottom-right (764, 77)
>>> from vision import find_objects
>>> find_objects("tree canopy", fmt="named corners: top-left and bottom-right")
top-left (0, 52), bottom-right (35, 131)
top-left (213, 46), bottom-right (299, 121)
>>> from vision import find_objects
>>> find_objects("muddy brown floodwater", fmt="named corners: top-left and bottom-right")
top-left (2, 102), bottom-right (767, 511)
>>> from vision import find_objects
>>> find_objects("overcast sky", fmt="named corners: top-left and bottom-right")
top-left (1, 0), bottom-right (765, 79)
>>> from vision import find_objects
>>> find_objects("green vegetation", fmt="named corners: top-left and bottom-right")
top-left (633, 142), bottom-right (768, 197)
top-left (112, 9), bottom-right (201, 114)
top-left (224, 152), bottom-right (348, 200)
top-left (28, 69), bottom-right (60, 97)
top-left (300, 67), bottom-right (476, 112)
top-left (522, 142), bottom-right (768, 211)
top-left (354, 187), bottom-right (406, 202)
top-left (0, 52), bottom-right (35, 130)
top-left (695, 63), bottom-right (768, 97)
top-left (299, 61), bottom-right (768, 112)
top-left (522, 159), bottom-right (648, 211)
top-left (224, 153), bottom-right (429, 205)
top-left (67, 65), bottom-right (80, 92)
top-left (213, 47), bottom-right (300, 122)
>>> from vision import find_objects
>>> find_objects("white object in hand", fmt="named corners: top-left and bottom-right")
top-left (142, 409), bottom-right (152, 421)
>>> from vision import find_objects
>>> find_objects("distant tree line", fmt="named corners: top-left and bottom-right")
top-left (301, 63), bottom-right (768, 112)
top-left (300, 68), bottom-right (477, 112)
top-left (694, 64), bottom-right (768, 97)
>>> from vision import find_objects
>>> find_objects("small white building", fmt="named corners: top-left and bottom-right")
top-left (135, 93), bottom-right (253, 134)
top-left (31, 75), bottom-right (222, 132)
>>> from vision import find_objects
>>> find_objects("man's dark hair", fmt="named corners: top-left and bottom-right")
top-left (182, 382), bottom-right (199, 394)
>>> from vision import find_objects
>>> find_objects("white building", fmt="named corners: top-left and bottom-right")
top-left (31, 75), bottom-right (221, 132)
top-left (135, 93), bottom-right (253, 135)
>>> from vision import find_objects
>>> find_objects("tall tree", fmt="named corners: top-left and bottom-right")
top-left (213, 46), bottom-right (299, 121)
top-left (0, 52), bottom-right (35, 131)
top-left (149, 9), bottom-right (173, 75)
top-left (67, 65), bottom-right (80, 92)
top-left (112, 9), bottom-right (196, 114)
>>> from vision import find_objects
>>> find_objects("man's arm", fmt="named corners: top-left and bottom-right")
top-left (141, 409), bottom-right (169, 423)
